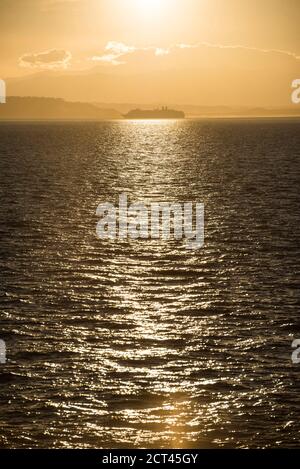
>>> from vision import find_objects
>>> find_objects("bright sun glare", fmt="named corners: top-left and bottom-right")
top-left (135, 0), bottom-right (162, 14)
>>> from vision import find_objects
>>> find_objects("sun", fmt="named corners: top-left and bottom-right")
top-left (134, 0), bottom-right (163, 15)
top-left (139, 0), bottom-right (161, 8)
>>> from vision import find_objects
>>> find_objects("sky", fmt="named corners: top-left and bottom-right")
top-left (1, 0), bottom-right (300, 106)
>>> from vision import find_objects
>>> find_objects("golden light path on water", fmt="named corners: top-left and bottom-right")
top-left (72, 120), bottom-right (247, 449)
top-left (68, 120), bottom-right (229, 448)
top-left (0, 119), bottom-right (299, 448)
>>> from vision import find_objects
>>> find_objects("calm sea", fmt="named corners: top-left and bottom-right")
top-left (0, 119), bottom-right (300, 448)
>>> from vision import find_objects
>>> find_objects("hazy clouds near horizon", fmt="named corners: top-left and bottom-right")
top-left (1, 0), bottom-right (300, 106)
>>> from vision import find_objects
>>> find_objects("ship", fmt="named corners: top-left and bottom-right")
top-left (123, 106), bottom-right (185, 120)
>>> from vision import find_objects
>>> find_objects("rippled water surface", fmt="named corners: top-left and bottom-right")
top-left (0, 119), bottom-right (300, 448)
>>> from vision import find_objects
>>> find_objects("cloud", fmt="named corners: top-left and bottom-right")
top-left (92, 53), bottom-right (125, 66)
top-left (91, 40), bottom-right (300, 67)
top-left (155, 48), bottom-right (170, 56)
top-left (105, 41), bottom-right (136, 55)
top-left (19, 49), bottom-right (72, 69)
top-left (91, 42), bottom-right (171, 65)
top-left (188, 42), bottom-right (300, 61)
top-left (91, 41), bottom-right (136, 66)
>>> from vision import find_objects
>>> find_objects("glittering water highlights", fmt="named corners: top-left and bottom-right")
top-left (0, 119), bottom-right (300, 448)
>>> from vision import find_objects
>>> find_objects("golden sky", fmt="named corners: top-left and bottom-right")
top-left (1, 0), bottom-right (300, 106)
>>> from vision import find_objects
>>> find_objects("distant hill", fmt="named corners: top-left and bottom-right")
top-left (0, 96), bottom-right (121, 120)
top-left (0, 97), bottom-right (299, 121)
top-left (96, 102), bottom-right (300, 118)
top-left (5, 60), bottom-right (299, 108)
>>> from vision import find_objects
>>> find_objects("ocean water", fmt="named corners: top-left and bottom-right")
top-left (0, 119), bottom-right (299, 449)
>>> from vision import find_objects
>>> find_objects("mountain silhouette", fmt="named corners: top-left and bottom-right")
top-left (0, 96), bottom-right (121, 120)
